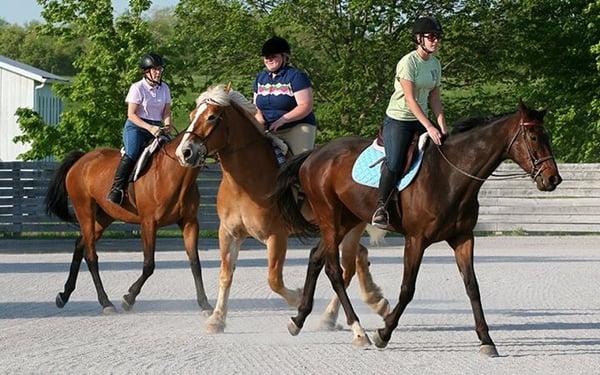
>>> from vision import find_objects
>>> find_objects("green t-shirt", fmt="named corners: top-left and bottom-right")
top-left (385, 50), bottom-right (442, 121)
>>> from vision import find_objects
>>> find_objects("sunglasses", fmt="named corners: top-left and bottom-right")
top-left (263, 54), bottom-right (282, 60)
top-left (422, 33), bottom-right (442, 42)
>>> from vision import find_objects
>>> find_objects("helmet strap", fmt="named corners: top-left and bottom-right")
top-left (417, 35), bottom-right (435, 55)
top-left (144, 72), bottom-right (162, 87)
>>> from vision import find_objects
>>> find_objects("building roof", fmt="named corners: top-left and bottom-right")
top-left (0, 55), bottom-right (69, 83)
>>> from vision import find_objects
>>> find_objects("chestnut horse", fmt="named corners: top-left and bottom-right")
top-left (45, 134), bottom-right (212, 314)
top-left (174, 85), bottom-right (389, 333)
top-left (274, 102), bottom-right (562, 354)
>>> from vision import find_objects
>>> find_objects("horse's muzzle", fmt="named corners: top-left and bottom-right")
top-left (178, 143), bottom-right (206, 168)
top-left (535, 173), bottom-right (562, 192)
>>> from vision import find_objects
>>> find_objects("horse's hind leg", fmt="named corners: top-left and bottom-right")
top-left (122, 220), bottom-right (157, 311)
top-left (266, 233), bottom-right (301, 307)
top-left (179, 217), bottom-right (212, 315)
top-left (78, 207), bottom-right (116, 314)
top-left (288, 243), bottom-right (325, 335)
top-left (322, 235), bottom-right (371, 347)
top-left (319, 224), bottom-right (361, 330)
top-left (320, 225), bottom-right (389, 330)
top-left (55, 236), bottom-right (85, 308)
top-left (205, 229), bottom-right (242, 334)
top-left (448, 233), bottom-right (498, 357)
top-left (373, 235), bottom-right (425, 348)
top-left (355, 243), bottom-right (389, 317)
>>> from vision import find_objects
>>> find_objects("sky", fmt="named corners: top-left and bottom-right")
top-left (0, 0), bottom-right (179, 25)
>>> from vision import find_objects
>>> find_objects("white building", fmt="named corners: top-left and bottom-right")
top-left (0, 55), bottom-right (68, 161)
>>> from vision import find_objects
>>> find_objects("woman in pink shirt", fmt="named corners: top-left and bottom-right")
top-left (107, 53), bottom-right (173, 205)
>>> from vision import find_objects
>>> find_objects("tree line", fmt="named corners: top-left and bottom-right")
top-left (3, 0), bottom-right (599, 162)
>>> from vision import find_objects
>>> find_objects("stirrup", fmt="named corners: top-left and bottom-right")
top-left (107, 188), bottom-right (124, 205)
top-left (371, 205), bottom-right (389, 229)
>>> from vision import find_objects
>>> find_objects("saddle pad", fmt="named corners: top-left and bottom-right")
top-left (351, 140), bottom-right (425, 190)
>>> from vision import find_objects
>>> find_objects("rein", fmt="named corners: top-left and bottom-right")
top-left (435, 119), bottom-right (554, 182)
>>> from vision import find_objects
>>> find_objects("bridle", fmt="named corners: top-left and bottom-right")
top-left (436, 118), bottom-right (555, 182)
top-left (181, 99), bottom-right (270, 164)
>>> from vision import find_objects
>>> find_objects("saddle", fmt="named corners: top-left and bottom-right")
top-left (131, 134), bottom-right (172, 182)
top-left (351, 133), bottom-right (428, 190)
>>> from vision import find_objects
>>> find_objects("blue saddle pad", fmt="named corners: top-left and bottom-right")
top-left (351, 142), bottom-right (424, 190)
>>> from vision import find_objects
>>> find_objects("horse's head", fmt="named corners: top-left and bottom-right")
top-left (506, 102), bottom-right (562, 191)
top-left (175, 85), bottom-right (257, 167)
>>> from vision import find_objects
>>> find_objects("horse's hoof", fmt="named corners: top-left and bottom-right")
top-left (352, 333), bottom-right (372, 348)
top-left (318, 319), bottom-right (342, 331)
top-left (480, 344), bottom-right (499, 357)
top-left (372, 329), bottom-right (388, 349)
top-left (376, 299), bottom-right (390, 317)
top-left (121, 296), bottom-right (134, 312)
top-left (287, 318), bottom-right (301, 336)
top-left (55, 293), bottom-right (66, 309)
top-left (205, 320), bottom-right (225, 334)
top-left (102, 305), bottom-right (118, 315)
top-left (198, 301), bottom-right (214, 317)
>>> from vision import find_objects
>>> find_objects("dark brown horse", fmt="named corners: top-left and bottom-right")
top-left (174, 85), bottom-right (389, 333)
top-left (274, 102), bottom-right (562, 354)
top-left (46, 133), bottom-right (212, 314)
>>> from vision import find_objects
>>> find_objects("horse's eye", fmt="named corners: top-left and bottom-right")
top-left (207, 114), bottom-right (216, 122)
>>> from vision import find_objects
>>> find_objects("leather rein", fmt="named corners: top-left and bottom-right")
top-left (435, 119), bottom-right (555, 182)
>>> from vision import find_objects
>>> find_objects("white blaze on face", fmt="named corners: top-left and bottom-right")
top-left (176, 102), bottom-right (208, 165)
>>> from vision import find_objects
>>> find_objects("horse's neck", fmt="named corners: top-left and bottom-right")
top-left (218, 110), bottom-right (278, 188)
top-left (430, 117), bottom-right (514, 186)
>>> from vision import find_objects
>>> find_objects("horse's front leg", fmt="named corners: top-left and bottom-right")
top-left (179, 217), bottom-right (212, 315)
top-left (205, 227), bottom-right (242, 334)
top-left (122, 220), bottom-right (157, 311)
top-left (373, 235), bottom-right (425, 348)
top-left (266, 233), bottom-right (301, 307)
top-left (448, 233), bottom-right (499, 357)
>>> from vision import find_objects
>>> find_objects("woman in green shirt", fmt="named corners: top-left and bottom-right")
top-left (372, 16), bottom-right (449, 229)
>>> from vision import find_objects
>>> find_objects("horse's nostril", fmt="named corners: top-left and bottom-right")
top-left (551, 175), bottom-right (562, 186)
top-left (183, 148), bottom-right (192, 160)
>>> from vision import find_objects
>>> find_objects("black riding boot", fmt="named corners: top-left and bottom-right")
top-left (107, 155), bottom-right (136, 205)
top-left (371, 163), bottom-right (398, 229)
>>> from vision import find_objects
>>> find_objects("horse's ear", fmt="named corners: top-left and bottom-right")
top-left (189, 108), bottom-right (196, 121)
top-left (518, 99), bottom-right (528, 113)
top-left (225, 82), bottom-right (232, 93)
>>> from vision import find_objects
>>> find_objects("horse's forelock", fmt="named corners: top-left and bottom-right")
top-left (195, 86), bottom-right (256, 116)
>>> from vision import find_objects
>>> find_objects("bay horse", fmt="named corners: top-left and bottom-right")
top-left (174, 85), bottom-right (389, 334)
top-left (45, 133), bottom-right (213, 314)
top-left (274, 102), bottom-right (562, 355)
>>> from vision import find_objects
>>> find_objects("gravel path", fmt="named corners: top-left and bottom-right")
top-left (0, 236), bottom-right (599, 373)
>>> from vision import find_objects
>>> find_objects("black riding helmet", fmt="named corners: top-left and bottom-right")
top-left (412, 16), bottom-right (443, 42)
top-left (139, 53), bottom-right (165, 71)
top-left (261, 36), bottom-right (291, 56)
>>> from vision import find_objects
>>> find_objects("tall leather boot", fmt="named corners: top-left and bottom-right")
top-left (107, 155), bottom-right (136, 205)
top-left (371, 163), bottom-right (398, 229)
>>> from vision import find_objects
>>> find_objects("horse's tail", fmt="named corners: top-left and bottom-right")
top-left (45, 151), bottom-right (85, 223)
top-left (273, 150), bottom-right (319, 238)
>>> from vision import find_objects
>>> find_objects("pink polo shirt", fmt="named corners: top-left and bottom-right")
top-left (125, 79), bottom-right (172, 121)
